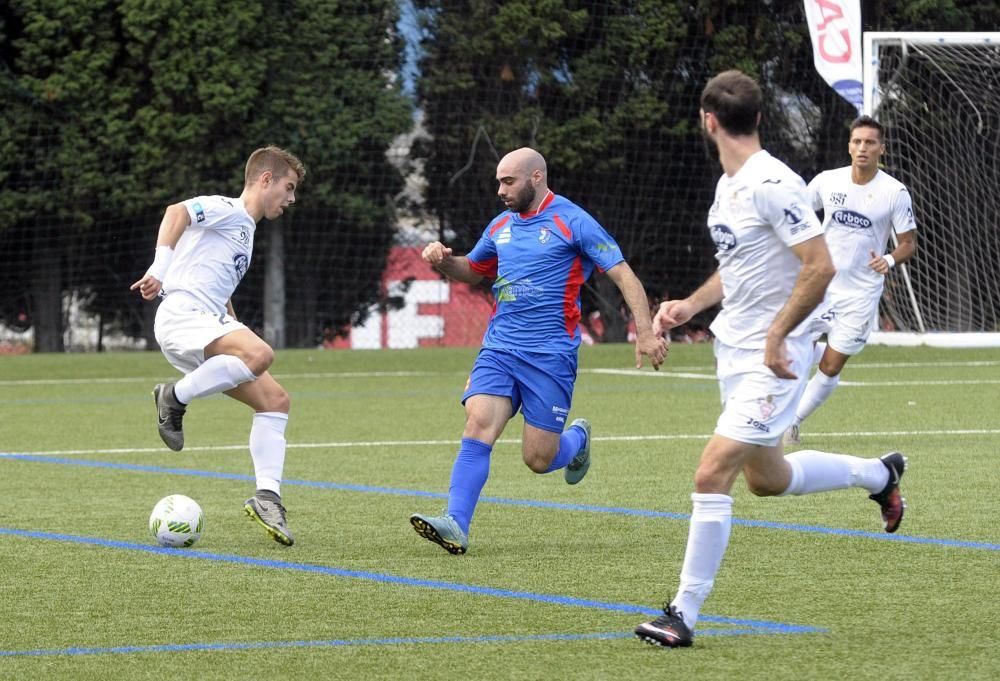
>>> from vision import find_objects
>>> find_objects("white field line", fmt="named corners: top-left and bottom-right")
top-left (4, 428), bottom-right (1000, 458)
top-left (0, 371), bottom-right (439, 386)
top-left (4, 356), bottom-right (1000, 388)
top-left (2, 358), bottom-right (997, 387)
top-left (588, 368), bottom-right (1000, 386)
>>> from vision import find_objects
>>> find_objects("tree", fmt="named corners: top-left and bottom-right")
top-left (411, 0), bottom-right (994, 341)
top-left (1, 0), bottom-right (412, 350)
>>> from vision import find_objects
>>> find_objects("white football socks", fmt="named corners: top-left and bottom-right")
top-left (781, 450), bottom-right (890, 496)
top-left (250, 412), bottom-right (288, 496)
top-left (672, 493), bottom-right (733, 630)
top-left (794, 369), bottom-right (840, 426)
top-left (174, 354), bottom-right (257, 404)
top-left (811, 341), bottom-right (827, 366)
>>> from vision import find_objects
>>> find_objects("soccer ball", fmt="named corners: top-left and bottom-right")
top-left (149, 494), bottom-right (204, 548)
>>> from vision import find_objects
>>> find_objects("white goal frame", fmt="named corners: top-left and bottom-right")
top-left (862, 32), bottom-right (1000, 348)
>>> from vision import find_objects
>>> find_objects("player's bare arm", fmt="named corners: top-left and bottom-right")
top-left (130, 203), bottom-right (192, 300)
top-left (766, 235), bottom-right (835, 378)
top-left (653, 271), bottom-right (723, 336)
top-left (868, 230), bottom-right (917, 274)
top-left (605, 262), bottom-right (668, 370)
top-left (422, 241), bottom-right (484, 285)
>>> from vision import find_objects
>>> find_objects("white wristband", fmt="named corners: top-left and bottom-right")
top-left (147, 245), bottom-right (174, 282)
top-left (883, 254), bottom-right (896, 269)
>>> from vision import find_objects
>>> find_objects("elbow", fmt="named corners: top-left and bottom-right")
top-left (820, 261), bottom-right (836, 285)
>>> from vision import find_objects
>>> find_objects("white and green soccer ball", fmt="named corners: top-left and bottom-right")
top-left (149, 494), bottom-right (204, 548)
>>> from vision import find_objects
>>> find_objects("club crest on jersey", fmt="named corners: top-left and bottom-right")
top-left (495, 226), bottom-right (512, 245)
top-left (538, 227), bottom-right (552, 244)
top-left (233, 254), bottom-right (249, 280)
top-left (709, 223), bottom-right (737, 251)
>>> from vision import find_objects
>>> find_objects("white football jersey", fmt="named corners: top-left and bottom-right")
top-left (708, 150), bottom-right (825, 349)
top-left (807, 167), bottom-right (916, 300)
top-left (161, 195), bottom-right (256, 315)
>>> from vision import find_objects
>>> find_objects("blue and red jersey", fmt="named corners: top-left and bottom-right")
top-left (467, 191), bottom-right (625, 354)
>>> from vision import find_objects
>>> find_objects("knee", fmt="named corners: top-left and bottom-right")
top-left (243, 344), bottom-right (275, 375)
top-left (522, 449), bottom-right (552, 474)
top-left (744, 471), bottom-right (784, 497)
top-left (693, 462), bottom-right (726, 492)
top-left (259, 384), bottom-right (290, 414)
top-left (463, 412), bottom-right (497, 442)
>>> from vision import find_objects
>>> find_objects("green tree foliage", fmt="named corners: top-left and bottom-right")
top-left (412, 0), bottom-right (994, 341)
top-left (0, 0), bottom-right (411, 349)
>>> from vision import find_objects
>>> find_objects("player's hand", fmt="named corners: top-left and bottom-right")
top-left (764, 335), bottom-right (797, 379)
top-left (653, 300), bottom-right (693, 337)
top-left (868, 249), bottom-right (891, 275)
top-left (130, 273), bottom-right (162, 301)
top-left (422, 241), bottom-right (453, 266)
top-left (635, 333), bottom-right (669, 371)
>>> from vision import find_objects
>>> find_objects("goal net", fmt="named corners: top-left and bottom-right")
top-left (863, 33), bottom-right (1000, 342)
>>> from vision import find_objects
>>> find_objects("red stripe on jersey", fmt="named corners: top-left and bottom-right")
top-left (469, 257), bottom-right (497, 279)
top-left (489, 215), bottom-right (511, 236)
top-left (552, 214), bottom-right (572, 239)
top-left (563, 256), bottom-right (584, 337)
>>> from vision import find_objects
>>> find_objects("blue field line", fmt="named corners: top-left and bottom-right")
top-left (3, 453), bottom-right (998, 552)
top-left (0, 526), bottom-right (823, 638)
top-left (0, 627), bottom-right (795, 659)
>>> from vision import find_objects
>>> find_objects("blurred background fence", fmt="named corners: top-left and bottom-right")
top-left (1, 1), bottom-right (995, 352)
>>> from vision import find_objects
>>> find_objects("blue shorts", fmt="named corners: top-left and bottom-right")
top-left (462, 348), bottom-right (577, 433)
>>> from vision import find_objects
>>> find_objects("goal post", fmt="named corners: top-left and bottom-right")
top-left (862, 32), bottom-right (1000, 347)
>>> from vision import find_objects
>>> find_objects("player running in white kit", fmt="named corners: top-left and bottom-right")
top-left (130, 146), bottom-right (305, 546)
top-left (785, 116), bottom-right (918, 444)
top-left (634, 73), bottom-right (907, 649)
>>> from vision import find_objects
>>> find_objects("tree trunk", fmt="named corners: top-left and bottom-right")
top-left (29, 222), bottom-right (64, 352)
top-left (263, 219), bottom-right (286, 349)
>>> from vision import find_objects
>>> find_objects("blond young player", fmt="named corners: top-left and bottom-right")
top-left (131, 146), bottom-right (305, 546)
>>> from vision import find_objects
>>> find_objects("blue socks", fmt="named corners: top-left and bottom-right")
top-left (447, 438), bottom-right (493, 534)
top-left (446, 425), bottom-right (587, 534)
top-left (545, 423), bottom-right (587, 473)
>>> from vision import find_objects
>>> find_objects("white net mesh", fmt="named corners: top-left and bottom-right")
top-left (872, 36), bottom-right (1000, 333)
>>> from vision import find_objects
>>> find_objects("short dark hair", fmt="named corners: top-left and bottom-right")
top-left (850, 115), bottom-right (884, 141)
top-left (700, 70), bottom-right (762, 136)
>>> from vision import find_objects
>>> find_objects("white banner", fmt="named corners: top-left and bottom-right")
top-left (803, 0), bottom-right (863, 113)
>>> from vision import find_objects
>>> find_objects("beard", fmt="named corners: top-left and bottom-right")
top-left (507, 183), bottom-right (537, 213)
top-left (700, 125), bottom-right (720, 164)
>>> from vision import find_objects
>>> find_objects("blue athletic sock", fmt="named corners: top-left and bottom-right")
top-left (447, 438), bottom-right (492, 535)
top-left (545, 423), bottom-right (586, 473)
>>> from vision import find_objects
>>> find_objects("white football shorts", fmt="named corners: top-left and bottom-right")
top-left (154, 293), bottom-right (248, 373)
top-left (713, 335), bottom-right (814, 447)
top-left (823, 292), bottom-right (878, 357)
